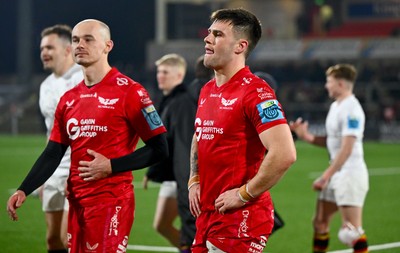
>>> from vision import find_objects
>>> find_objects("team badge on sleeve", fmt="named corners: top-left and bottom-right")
top-left (257, 99), bottom-right (284, 123)
top-left (142, 105), bottom-right (163, 130)
top-left (347, 116), bottom-right (360, 129)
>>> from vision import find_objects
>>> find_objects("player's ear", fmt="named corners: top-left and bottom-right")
top-left (65, 45), bottom-right (72, 57)
top-left (104, 39), bottom-right (114, 54)
top-left (235, 39), bottom-right (248, 55)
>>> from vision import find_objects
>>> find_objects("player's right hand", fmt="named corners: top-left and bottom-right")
top-left (189, 184), bottom-right (201, 217)
top-left (6, 190), bottom-right (26, 221)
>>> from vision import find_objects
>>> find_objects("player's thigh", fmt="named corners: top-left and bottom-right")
top-left (68, 198), bottom-right (134, 252)
top-left (314, 199), bottom-right (338, 224)
top-left (339, 205), bottom-right (363, 227)
top-left (42, 175), bottom-right (68, 212)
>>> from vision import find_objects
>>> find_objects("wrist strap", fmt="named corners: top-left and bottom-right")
top-left (238, 184), bottom-right (255, 203)
top-left (188, 175), bottom-right (200, 190)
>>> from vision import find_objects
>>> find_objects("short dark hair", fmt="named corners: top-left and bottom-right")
top-left (326, 64), bottom-right (357, 83)
top-left (41, 24), bottom-right (72, 43)
top-left (210, 8), bottom-right (262, 58)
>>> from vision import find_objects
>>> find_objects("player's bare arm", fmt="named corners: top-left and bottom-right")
top-left (313, 135), bottom-right (356, 191)
top-left (189, 134), bottom-right (201, 217)
top-left (215, 124), bottom-right (296, 214)
top-left (290, 117), bottom-right (327, 147)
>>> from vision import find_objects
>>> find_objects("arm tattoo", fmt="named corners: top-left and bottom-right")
top-left (190, 134), bottom-right (199, 176)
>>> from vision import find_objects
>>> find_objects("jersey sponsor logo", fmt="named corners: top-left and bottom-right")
top-left (200, 98), bottom-right (206, 105)
top-left (241, 77), bottom-right (252, 86)
top-left (109, 206), bottom-right (121, 236)
top-left (116, 77), bottom-right (129, 86)
top-left (98, 96), bottom-right (119, 109)
top-left (210, 93), bottom-right (222, 98)
top-left (221, 97), bottom-right (237, 107)
top-left (66, 100), bottom-right (75, 107)
top-left (195, 118), bottom-right (223, 141)
top-left (256, 87), bottom-right (274, 100)
top-left (99, 97), bottom-right (119, 106)
top-left (117, 236), bottom-right (129, 253)
top-left (86, 241), bottom-right (99, 251)
top-left (347, 116), bottom-right (360, 129)
top-left (137, 89), bottom-right (152, 105)
top-left (80, 92), bottom-right (97, 98)
top-left (256, 99), bottom-right (284, 123)
top-left (239, 210), bottom-right (250, 237)
top-left (66, 118), bottom-right (108, 140)
top-left (141, 105), bottom-right (163, 130)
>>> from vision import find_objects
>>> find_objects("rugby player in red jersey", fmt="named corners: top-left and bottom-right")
top-left (188, 8), bottom-right (296, 253)
top-left (7, 19), bottom-right (168, 252)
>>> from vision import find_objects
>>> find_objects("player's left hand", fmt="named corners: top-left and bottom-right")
top-left (312, 177), bottom-right (328, 191)
top-left (78, 149), bottom-right (112, 181)
top-left (215, 188), bottom-right (245, 215)
top-left (7, 190), bottom-right (26, 221)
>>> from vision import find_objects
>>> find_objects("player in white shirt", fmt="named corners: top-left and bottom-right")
top-left (290, 64), bottom-right (368, 253)
top-left (39, 24), bottom-right (83, 253)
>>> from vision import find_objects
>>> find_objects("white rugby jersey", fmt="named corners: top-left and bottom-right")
top-left (39, 64), bottom-right (83, 173)
top-left (325, 94), bottom-right (367, 170)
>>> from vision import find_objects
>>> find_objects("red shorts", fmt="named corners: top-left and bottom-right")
top-left (67, 194), bottom-right (134, 253)
top-left (192, 201), bottom-right (274, 253)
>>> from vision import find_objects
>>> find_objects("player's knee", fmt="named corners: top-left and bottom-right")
top-left (338, 222), bottom-right (364, 247)
top-left (312, 217), bottom-right (328, 233)
top-left (153, 222), bottom-right (168, 235)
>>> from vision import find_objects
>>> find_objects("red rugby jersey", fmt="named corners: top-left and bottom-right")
top-left (50, 68), bottom-right (166, 205)
top-left (195, 67), bottom-right (287, 211)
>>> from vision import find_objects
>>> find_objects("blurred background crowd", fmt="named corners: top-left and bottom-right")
top-left (1, 0), bottom-right (399, 141)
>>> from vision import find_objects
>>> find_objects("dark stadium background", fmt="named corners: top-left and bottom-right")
top-left (1, 0), bottom-right (400, 139)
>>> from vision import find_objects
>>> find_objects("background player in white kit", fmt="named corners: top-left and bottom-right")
top-left (290, 64), bottom-right (369, 253)
top-left (39, 24), bottom-right (83, 253)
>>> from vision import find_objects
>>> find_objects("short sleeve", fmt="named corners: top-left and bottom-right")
top-left (124, 84), bottom-right (166, 141)
top-left (243, 81), bottom-right (287, 134)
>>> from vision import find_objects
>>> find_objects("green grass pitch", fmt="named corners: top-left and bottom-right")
top-left (0, 135), bottom-right (399, 252)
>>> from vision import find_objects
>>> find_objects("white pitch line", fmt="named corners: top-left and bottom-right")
top-left (327, 241), bottom-right (400, 253)
top-left (127, 241), bottom-right (400, 252)
top-left (127, 244), bottom-right (178, 252)
top-left (308, 167), bottom-right (400, 179)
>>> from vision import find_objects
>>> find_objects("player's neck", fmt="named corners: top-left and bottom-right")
top-left (83, 63), bottom-right (112, 87)
top-left (336, 91), bottom-right (352, 103)
top-left (214, 62), bottom-right (245, 87)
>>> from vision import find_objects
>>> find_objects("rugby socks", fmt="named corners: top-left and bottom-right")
top-left (48, 250), bottom-right (68, 253)
top-left (353, 234), bottom-right (368, 253)
top-left (313, 232), bottom-right (329, 253)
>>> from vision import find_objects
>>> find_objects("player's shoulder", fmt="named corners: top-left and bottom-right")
top-left (40, 73), bottom-right (56, 88)
top-left (243, 73), bottom-right (276, 100)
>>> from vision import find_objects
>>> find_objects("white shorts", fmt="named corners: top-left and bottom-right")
top-left (42, 173), bottom-right (69, 212)
top-left (319, 168), bottom-right (369, 207)
top-left (158, 181), bottom-right (177, 198)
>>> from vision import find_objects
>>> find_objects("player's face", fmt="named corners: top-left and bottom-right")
top-left (156, 64), bottom-right (182, 94)
top-left (325, 75), bottom-right (341, 99)
top-left (203, 21), bottom-right (239, 71)
top-left (71, 21), bottom-right (111, 67)
top-left (40, 34), bottom-right (67, 73)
